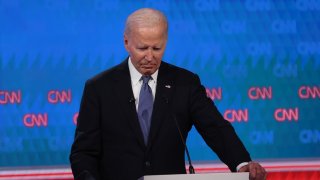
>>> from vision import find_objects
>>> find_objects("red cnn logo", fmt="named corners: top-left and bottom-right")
top-left (23, 113), bottom-right (48, 127)
top-left (274, 108), bottom-right (299, 122)
top-left (206, 87), bottom-right (222, 100)
top-left (298, 86), bottom-right (320, 99)
top-left (48, 89), bottom-right (72, 103)
top-left (248, 86), bottom-right (272, 100)
top-left (224, 109), bottom-right (248, 123)
top-left (73, 113), bottom-right (78, 125)
top-left (0, 90), bottom-right (21, 104)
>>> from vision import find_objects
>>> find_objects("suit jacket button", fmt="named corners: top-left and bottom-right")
top-left (145, 161), bottom-right (151, 167)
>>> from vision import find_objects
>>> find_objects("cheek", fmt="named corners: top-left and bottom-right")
top-left (155, 51), bottom-right (165, 60)
top-left (133, 51), bottom-right (146, 59)
top-left (131, 52), bottom-right (143, 62)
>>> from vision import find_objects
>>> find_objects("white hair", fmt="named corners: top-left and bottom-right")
top-left (124, 8), bottom-right (168, 38)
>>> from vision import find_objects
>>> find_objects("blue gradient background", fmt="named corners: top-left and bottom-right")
top-left (1, 0), bottom-right (320, 167)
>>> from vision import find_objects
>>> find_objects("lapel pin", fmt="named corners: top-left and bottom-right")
top-left (165, 85), bottom-right (171, 88)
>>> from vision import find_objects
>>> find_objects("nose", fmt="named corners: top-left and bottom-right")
top-left (145, 49), bottom-right (154, 61)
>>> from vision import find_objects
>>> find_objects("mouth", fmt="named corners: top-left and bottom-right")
top-left (141, 64), bottom-right (155, 69)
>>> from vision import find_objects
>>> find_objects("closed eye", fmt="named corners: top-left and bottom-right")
top-left (138, 47), bottom-right (148, 50)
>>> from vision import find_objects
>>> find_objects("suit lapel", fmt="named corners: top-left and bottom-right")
top-left (147, 62), bottom-right (175, 148)
top-left (113, 60), bottom-right (145, 148)
top-left (113, 60), bottom-right (175, 149)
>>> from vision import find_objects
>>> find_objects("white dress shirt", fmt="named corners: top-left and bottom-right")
top-left (128, 57), bottom-right (158, 110)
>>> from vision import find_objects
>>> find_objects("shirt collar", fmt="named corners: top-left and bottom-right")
top-left (128, 57), bottom-right (158, 85)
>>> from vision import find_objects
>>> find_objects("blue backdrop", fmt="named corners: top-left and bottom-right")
top-left (1, 0), bottom-right (320, 167)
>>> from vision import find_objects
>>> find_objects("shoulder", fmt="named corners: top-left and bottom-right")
top-left (161, 61), bottom-right (199, 83)
top-left (162, 61), bottom-right (196, 77)
top-left (86, 60), bottom-right (128, 86)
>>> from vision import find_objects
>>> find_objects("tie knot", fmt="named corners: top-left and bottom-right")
top-left (141, 76), bottom-right (152, 84)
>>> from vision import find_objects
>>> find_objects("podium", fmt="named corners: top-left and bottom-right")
top-left (140, 172), bottom-right (249, 180)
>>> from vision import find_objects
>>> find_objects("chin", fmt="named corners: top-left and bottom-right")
top-left (142, 69), bottom-right (155, 76)
top-left (142, 72), bottom-right (153, 76)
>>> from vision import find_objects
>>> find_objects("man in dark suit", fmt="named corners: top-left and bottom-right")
top-left (70, 8), bottom-right (266, 180)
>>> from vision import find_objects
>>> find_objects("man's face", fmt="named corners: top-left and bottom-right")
top-left (124, 25), bottom-right (167, 75)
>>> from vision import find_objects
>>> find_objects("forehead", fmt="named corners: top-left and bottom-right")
top-left (128, 26), bottom-right (167, 43)
top-left (138, 26), bottom-right (165, 36)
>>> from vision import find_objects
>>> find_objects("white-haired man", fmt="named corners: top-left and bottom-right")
top-left (70, 8), bottom-right (266, 180)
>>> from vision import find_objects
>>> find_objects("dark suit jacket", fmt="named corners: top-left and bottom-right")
top-left (70, 59), bottom-right (251, 180)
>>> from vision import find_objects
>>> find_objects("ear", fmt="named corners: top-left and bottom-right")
top-left (124, 34), bottom-right (129, 51)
